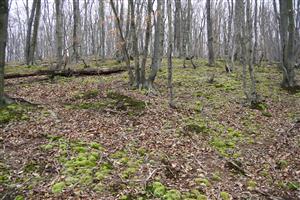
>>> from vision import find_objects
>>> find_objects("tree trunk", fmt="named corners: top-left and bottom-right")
top-left (253, 0), bottom-right (258, 64)
top-left (246, 0), bottom-right (259, 104)
top-left (0, 0), bottom-right (8, 105)
top-left (279, 0), bottom-right (296, 88)
top-left (167, 0), bottom-right (174, 107)
top-left (25, 0), bottom-right (37, 65)
top-left (28, 0), bottom-right (41, 65)
top-left (99, 0), bottom-right (105, 59)
top-left (174, 0), bottom-right (182, 57)
top-left (158, 0), bottom-right (165, 67)
top-left (206, 0), bottom-right (215, 66)
top-left (148, 0), bottom-right (162, 89)
top-left (129, 0), bottom-right (140, 87)
top-left (109, 0), bottom-right (134, 86)
top-left (55, 0), bottom-right (63, 69)
top-left (73, 0), bottom-right (80, 63)
top-left (141, 0), bottom-right (152, 88)
top-left (5, 66), bottom-right (127, 79)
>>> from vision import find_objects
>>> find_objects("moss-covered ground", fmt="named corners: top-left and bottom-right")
top-left (1, 59), bottom-right (299, 199)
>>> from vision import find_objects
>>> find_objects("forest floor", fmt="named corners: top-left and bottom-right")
top-left (1, 59), bottom-right (300, 200)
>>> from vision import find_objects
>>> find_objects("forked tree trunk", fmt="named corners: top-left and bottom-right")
top-left (25, 0), bottom-right (37, 65)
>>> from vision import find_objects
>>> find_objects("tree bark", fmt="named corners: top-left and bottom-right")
top-left (279, 0), bottom-right (296, 88)
top-left (25, 0), bottom-right (37, 65)
top-left (28, 0), bottom-right (41, 65)
top-left (148, 0), bottom-right (162, 89)
top-left (5, 66), bottom-right (127, 79)
top-left (167, 0), bottom-right (174, 107)
top-left (129, 0), bottom-right (140, 87)
top-left (206, 0), bottom-right (215, 66)
top-left (55, 0), bottom-right (63, 69)
top-left (99, 0), bottom-right (105, 59)
top-left (0, 0), bottom-right (8, 105)
top-left (73, 0), bottom-right (80, 63)
top-left (174, 0), bottom-right (182, 57)
top-left (140, 0), bottom-right (152, 88)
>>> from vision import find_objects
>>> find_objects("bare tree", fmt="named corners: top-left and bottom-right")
top-left (0, 0), bottom-right (8, 105)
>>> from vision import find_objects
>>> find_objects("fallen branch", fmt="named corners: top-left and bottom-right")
top-left (5, 66), bottom-right (127, 79)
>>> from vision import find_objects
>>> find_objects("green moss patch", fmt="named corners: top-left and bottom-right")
top-left (73, 89), bottom-right (99, 100)
top-left (65, 91), bottom-right (146, 114)
top-left (107, 91), bottom-right (146, 112)
top-left (0, 104), bottom-right (33, 124)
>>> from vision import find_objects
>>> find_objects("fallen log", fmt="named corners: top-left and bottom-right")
top-left (5, 66), bottom-right (127, 79)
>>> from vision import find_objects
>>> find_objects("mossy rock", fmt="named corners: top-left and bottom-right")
top-left (183, 123), bottom-right (207, 134)
top-left (107, 91), bottom-right (146, 112)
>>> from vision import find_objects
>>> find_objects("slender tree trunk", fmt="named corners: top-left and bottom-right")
top-left (174, 0), bottom-right (182, 57)
top-left (55, 0), bottom-right (63, 69)
top-left (99, 0), bottom-right (105, 59)
top-left (167, 0), bottom-right (174, 107)
top-left (253, 0), bottom-right (258, 64)
top-left (73, 0), bottom-right (80, 63)
top-left (141, 0), bottom-right (152, 88)
top-left (158, 0), bottom-right (165, 67)
top-left (239, 1), bottom-right (249, 101)
top-left (28, 0), bottom-right (41, 65)
top-left (206, 0), bottom-right (215, 66)
top-left (148, 0), bottom-right (162, 89)
top-left (0, 0), bottom-right (8, 105)
top-left (246, 0), bottom-right (259, 104)
top-left (25, 0), bottom-right (37, 65)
